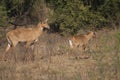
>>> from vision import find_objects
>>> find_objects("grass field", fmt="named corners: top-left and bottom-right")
top-left (0, 28), bottom-right (120, 80)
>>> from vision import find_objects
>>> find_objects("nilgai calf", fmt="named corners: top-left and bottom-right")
top-left (69, 31), bottom-right (96, 50)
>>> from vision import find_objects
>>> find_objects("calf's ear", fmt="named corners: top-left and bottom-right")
top-left (44, 19), bottom-right (48, 23)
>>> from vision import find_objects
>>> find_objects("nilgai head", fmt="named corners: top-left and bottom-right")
top-left (37, 19), bottom-right (50, 30)
top-left (87, 31), bottom-right (96, 38)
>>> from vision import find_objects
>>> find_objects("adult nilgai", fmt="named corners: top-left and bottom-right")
top-left (69, 31), bottom-right (96, 50)
top-left (3, 19), bottom-right (50, 61)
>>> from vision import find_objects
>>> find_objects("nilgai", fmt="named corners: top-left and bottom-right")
top-left (3, 19), bottom-right (50, 61)
top-left (69, 31), bottom-right (95, 50)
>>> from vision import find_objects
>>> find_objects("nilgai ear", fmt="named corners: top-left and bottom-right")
top-left (44, 19), bottom-right (48, 23)
top-left (94, 32), bottom-right (96, 36)
top-left (39, 22), bottom-right (42, 24)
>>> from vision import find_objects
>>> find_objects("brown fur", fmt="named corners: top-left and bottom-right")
top-left (69, 31), bottom-right (95, 50)
top-left (3, 19), bottom-right (49, 61)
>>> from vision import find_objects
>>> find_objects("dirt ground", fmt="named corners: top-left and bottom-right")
top-left (0, 29), bottom-right (120, 80)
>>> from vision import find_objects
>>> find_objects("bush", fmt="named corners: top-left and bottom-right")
top-left (47, 0), bottom-right (110, 35)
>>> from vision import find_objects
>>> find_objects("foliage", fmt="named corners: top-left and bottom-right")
top-left (32, 0), bottom-right (47, 22)
top-left (98, 0), bottom-right (120, 25)
top-left (0, 0), bottom-right (120, 35)
top-left (47, 0), bottom-right (120, 35)
top-left (0, 0), bottom-right (8, 27)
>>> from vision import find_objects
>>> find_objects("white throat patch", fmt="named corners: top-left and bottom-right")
top-left (41, 27), bottom-right (43, 30)
top-left (8, 44), bottom-right (10, 47)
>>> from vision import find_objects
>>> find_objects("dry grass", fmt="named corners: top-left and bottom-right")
top-left (0, 29), bottom-right (120, 80)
